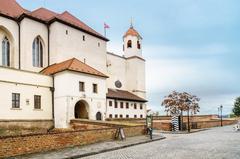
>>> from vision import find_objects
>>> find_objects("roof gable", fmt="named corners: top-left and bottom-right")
top-left (41, 58), bottom-right (108, 78)
top-left (0, 0), bottom-right (28, 18)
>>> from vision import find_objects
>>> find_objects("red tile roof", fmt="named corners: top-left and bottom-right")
top-left (0, 0), bottom-right (108, 41)
top-left (107, 89), bottom-right (147, 102)
top-left (0, 0), bottom-right (28, 18)
top-left (41, 58), bottom-right (108, 78)
top-left (123, 26), bottom-right (142, 39)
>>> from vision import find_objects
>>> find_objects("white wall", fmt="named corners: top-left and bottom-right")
top-left (106, 99), bottom-right (147, 118)
top-left (0, 16), bottom-right (19, 68)
top-left (54, 71), bottom-right (107, 128)
top-left (106, 53), bottom-right (127, 90)
top-left (126, 57), bottom-right (146, 99)
top-left (49, 22), bottom-right (107, 74)
top-left (20, 18), bottom-right (48, 72)
top-left (0, 67), bottom-right (53, 120)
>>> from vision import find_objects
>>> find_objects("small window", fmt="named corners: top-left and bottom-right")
top-left (120, 102), bottom-right (124, 108)
top-left (79, 82), bottom-right (85, 92)
top-left (140, 114), bottom-right (143, 118)
top-left (109, 101), bottom-right (112, 106)
top-left (115, 114), bottom-right (118, 118)
top-left (98, 42), bottom-right (100, 47)
top-left (134, 103), bottom-right (137, 109)
top-left (134, 115), bottom-right (137, 118)
top-left (140, 104), bottom-right (143, 110)
top-left (137, 41), bottom-right (141, 49)
top-left (127, 40), bottom-right (132, 48)
top-left (93, 84), bottom-right (98, 93)
top-left (66, 30), bottom-right (68, 35)
top-left (83, 35), bottom-right (85, 41)
top-left (12, 93), bottom-right (20, 108)
top-left (115, 101), bottom-right (118, 108)
top-left (109, 114), bottom-right (113, 118)
top-left (120, 114), bottom-right (123, 118)
top-left (126, 114), bottom-right (129, 118)
top-left (126, 102), bottom-right (129, 109)
top-left (123, 44), bottom-right (125, 51)
top-left (34, 95), bottom-right (41, 109)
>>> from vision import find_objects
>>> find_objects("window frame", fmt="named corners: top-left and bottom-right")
top-left (109, 101), bottom-right (112, 106)
top-left (93, 83), bottom-right (98, 93)
top-left (126, 102), bottom-right (129, 109)
top-left (2, 36), bottom-right (10, 67)
top-left (12, 93), bottom-right (20, 108)
top-left (32, 37), bottom-right (43, 67)
top-left (79, 81), bottom-right (85, 92)
top-left (34, 95), bottom-right (41, 109)
top-left (127, 40), bottom-right (132, 48)
top-left (120, 102), bottom-right (124, 108)
top-left (134, 103), bottom-right (137, 109)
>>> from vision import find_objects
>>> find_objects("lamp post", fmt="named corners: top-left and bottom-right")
top-left (186, 99), bottom-right (191, 133)
top-left (220, 105), bottom-right (223, 127)
top-left (218, 107), bottom-right (220, 118)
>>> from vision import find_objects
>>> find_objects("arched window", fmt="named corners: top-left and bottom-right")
top-left (2, 37), bottom-right (10, 66)
top-left (137, 41), bottom-right (141, 49)
top-left (127, 40), bottom-right (132, 48)
top-left (32, 37), bottom-right (43, 67)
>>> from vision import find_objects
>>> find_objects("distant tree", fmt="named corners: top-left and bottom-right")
top-left (161, 91), bottom-right (200, 115)
top-left (233, 97), bottom-right (240, 116)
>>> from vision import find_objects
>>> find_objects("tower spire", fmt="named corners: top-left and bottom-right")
top-left (130, 17), bottom-right (133, 28)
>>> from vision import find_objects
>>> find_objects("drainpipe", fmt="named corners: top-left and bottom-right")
top-left (47, 24), bottom-right (50, 66)
top-left (50, 75), bottom-right (55, 127)
top-left (17, 21), bottom-right (21, 69)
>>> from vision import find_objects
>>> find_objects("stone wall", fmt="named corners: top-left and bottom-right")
top-left (0, 120), bottom-right (53, 129)
top-left (0, 125), bottom-right (145, 158)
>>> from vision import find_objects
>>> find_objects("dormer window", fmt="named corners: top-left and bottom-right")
top-left (127, 40), bottom-right (132, 48)
top-left (137, 40), bottom-right (141, 49)
top-left (2, 37), bottom-right (10, 66)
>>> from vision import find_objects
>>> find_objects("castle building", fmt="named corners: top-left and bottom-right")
top-left (0, 0), bottom-right (147, 128)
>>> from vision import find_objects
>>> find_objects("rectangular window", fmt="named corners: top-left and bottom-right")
top-left (134, 103), bottom-right (137, 109)
top-left (109, 101), bottom-right (112, 106)
top-left (120, 102), bottom-right (124, 108)
top-left (126, 114), bottom-right (129, 118)
top-left (120, 114), bottom-right (123, 118)
top-left (115, 101), bottom-right (118, 108)
top-left (126, 102), bottom-right (129, 109)
top-left (83, 35), bottom-right (85, 41)
top-left (140, 114), bottom-right (143, 118)
top-left (12, 93), bottom-right (20, 108)
top-left (115, 114), bottom-right (118, 118)
top-left (140, 104), bottom-right (143, 110)
top-left (93, 84), bottom-right (98, 93)
top-left (109, 114), bottom-right (112, 118)
top-left (134, 115), bottom-right (137, 118)
top-left (34, 95), bottom-right (41, 109)
top-left (79, 81), bottom-right (85, 92)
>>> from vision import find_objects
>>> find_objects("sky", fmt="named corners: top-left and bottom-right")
top-left (17, 0), bottom-right (240, 115)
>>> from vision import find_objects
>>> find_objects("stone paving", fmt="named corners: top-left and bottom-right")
top-left (82, 125), bottom-right (240, 159)
top-left (13, 134), bottom-right (164, 159)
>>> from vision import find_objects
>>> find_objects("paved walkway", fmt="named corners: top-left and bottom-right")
top-left (82, 125), bottom-right (240, 159)
top-left (13, 134), bottom-right (164, 159)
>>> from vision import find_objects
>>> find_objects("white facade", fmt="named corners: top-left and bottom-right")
top-left (0, 1), bottom-right (147, 128)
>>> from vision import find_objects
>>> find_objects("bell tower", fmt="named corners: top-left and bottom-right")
top-left (123, 24), bottom-right (142, 58)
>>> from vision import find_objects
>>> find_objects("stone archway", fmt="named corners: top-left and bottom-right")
top-left (74, 100), bottom-right (89, 119)
top-left (96, 112), bottom-right (102, 120)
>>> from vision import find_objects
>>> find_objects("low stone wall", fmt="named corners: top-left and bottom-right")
top-left (0, 120), bottom-right (53, 129)
top-left (195, 119), bottom-right (237, 129)
top-left (0, 125), bottom-right (145, 158)
top-left (153, 121), bottom-right (171, 131)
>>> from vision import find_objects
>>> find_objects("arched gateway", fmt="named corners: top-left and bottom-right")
top-left (74, 100), bottom-right (89, 119)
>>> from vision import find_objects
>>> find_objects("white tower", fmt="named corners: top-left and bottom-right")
top-left (123, 24), bottom-right (146, 99)
top-left (123, 24), bottom-right (142, 58)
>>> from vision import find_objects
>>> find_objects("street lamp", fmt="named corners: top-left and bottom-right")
top-left (220, 105), bottom-right (223, 127)
top-left (186, 99), bottom-right (191, 133)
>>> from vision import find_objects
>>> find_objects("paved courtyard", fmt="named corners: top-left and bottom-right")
top-left (82, 125), bottom-right (240, 159)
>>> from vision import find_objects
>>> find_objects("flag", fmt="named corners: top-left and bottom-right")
top-left (104, 23), bottom-right (110, 29)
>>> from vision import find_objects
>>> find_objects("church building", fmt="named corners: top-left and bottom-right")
top-left (0, 0), bottom-right (147, 128)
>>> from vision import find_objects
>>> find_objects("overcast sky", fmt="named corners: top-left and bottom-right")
top-left (17, 0), bottom-right (240, 115)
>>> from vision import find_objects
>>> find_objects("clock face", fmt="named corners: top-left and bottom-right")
top-left (115, 80), bottom-right (122, 88)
